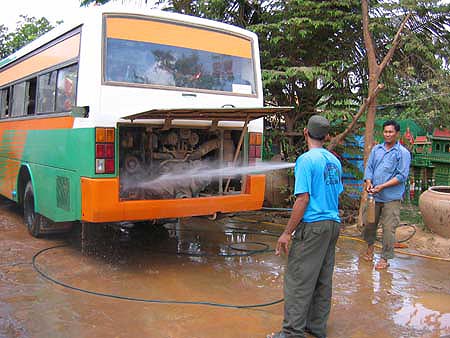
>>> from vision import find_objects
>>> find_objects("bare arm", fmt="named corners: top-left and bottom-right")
top-left (276, 193), bottom-right (309, 256)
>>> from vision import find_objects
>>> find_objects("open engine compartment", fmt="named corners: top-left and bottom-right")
top-left (118, 124), bottom-right (244, 200)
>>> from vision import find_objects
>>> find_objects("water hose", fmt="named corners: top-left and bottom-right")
top-left (233, 216), bottom-right (450, 262)
top-left (32, 226), bottom-right (284, 309)
top-left (339, 235), bottom-right (450, 262)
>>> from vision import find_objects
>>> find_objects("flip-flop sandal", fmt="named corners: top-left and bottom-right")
top-left (375, 260), bottom-right (390, 270)
top-left (266, 332), bottom-right (286, 338)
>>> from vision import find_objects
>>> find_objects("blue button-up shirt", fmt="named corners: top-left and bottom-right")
top-left (364, 142), bottom-right (411, 202)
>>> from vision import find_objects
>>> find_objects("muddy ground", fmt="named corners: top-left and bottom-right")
top-left (1, 196), bottom-right (449, 338)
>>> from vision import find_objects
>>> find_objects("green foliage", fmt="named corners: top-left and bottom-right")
top-left (80, 0), bottom-right (109, 5)
top-left (0, 16), bottom-right (54, 59)
top-left (74, 1), bottom-right (450, 137)
top-left (373, 1), bottom-right (450, 131)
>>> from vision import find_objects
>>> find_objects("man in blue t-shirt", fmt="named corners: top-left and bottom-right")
top-left (267, 115), bottom-right (343, 338)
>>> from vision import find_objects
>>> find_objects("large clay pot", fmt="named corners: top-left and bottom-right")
top-left (419, 186), bottom-right (450, 238)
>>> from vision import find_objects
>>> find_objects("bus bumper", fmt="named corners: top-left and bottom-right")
top-left (81, 175), bottom-right (265, 222)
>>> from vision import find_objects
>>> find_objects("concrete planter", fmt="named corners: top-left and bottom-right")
top-left (419, 186), bottom-right (450, 238)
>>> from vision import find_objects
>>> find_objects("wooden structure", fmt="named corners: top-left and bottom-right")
top-left (410, 128), bottom-right (450, 203)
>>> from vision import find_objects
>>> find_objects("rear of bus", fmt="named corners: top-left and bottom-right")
top-left (79, 9), bottom-right (274, 223)
top-left (0, 7), bottom-right (290, 235)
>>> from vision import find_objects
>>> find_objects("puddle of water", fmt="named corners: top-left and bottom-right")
top-left (393, 292), bottom-right (450, 336)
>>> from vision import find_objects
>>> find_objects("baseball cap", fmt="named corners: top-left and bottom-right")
top-left (307, 115), bottom-right (330, 139)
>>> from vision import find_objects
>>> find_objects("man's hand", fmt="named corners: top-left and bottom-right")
top-left (276, 232), bottom-right (292, 256)
top-left (370, 185), bottom-right (384, 193)
top-left (365, 180), bottom-right (373, 193)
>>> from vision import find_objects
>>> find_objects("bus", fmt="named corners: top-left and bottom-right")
top-left (0, 5), bottom-right (291, 239)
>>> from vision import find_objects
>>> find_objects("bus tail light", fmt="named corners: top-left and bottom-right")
top-left (248, 132), bottom-right (262, 165)
top-left (95, 127), bottom-right (115, 174)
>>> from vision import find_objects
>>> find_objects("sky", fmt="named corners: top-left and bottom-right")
top-left (0, 0), bottom-right (160, 31)
top-left (0, 0), bottom-right (82, 30)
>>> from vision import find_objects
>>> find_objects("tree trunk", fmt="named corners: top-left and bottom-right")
top-left (357, 78), bottom-right (379, 228)
top-left (356, 1), bottom-right (412, 228)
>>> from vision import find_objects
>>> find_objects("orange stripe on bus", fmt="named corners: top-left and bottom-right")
top-left (0, 34), bottom-right (80, 86)
top-left (81, 175), bottom-right (265, 222)
top-left (106, 17), bottom-right (252, 59)
top-left (0, 116), bottom-right (75, 132)
top-left (0, 160), bottom-right (20, 199)
top-left (0, 116), bottom-right (74, 157)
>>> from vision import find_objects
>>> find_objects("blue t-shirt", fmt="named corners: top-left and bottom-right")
top-left (294, 148), bottom-right (343, 223)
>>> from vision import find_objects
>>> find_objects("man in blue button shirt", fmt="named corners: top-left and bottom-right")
top-left (267, 115), bottom-right (343, 338)
top-left (362, 120), bottom-right (411, 270)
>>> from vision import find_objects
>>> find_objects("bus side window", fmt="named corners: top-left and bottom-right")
top-left (11, 82), bottom-right (26, 117)
top-left (37, 71), bottom-right (57, 113)
top-left (0, 88), bottom-right (10, 118)
top-left (11, 79), bottom-right (37, 117)
top-left (26, 77), bottom-right (37, 115)
top-left (56, 64), bottom-right (78, 112)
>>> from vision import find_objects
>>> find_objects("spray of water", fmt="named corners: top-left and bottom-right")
top-left (139, 161), bottom-right (294, 189)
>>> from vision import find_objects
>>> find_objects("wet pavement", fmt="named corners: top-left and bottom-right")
top-left (1, 196), bottom-right (449, 338)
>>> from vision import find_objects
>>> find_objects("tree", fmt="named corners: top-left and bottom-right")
top-left (49, 0), bottom-right (450, 199)
top-left (0, 16), bottom-right (54, 59)
top-left (322, 0), bottom-right (449, 225)
top-left (253, 0), bottom-right (364, 158)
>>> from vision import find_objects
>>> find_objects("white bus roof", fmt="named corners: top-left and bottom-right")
top-left (0, 4), bottom-right (258, 70)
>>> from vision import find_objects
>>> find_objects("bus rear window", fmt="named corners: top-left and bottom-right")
top-left (104, 16), bottom-right (256, 95)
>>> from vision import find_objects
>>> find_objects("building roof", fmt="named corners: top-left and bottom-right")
top-left (414, 136), bottom-right (430, 144)
top-left (432, 128), bottom-right (450, 139)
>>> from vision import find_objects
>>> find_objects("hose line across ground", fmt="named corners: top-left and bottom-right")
top-left (233, 216), bottom-right (450, 262)
top-left (32, 244), bottom-right (284, 309)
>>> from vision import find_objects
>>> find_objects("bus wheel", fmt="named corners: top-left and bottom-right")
top-left (23, 181), bottom-right (44, 237)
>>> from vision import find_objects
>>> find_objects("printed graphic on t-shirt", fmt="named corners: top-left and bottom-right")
top-left (324, 162), bottom-right (340, 185)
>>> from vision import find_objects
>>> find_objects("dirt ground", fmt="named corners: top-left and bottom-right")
top-left (1, 197), bottom-right (450, 338)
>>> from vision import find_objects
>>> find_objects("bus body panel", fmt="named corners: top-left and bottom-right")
top-left (26, 163), bottom-right (80, 222)
top-left (0, 116), bottom-right (75, 199)
top-left (20, 127), bottom-right (94, 222)
top-left (81, 175), bottom-right (265, 222)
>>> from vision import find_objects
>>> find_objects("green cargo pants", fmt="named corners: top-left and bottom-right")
top-left (363, 200), bottom-right (401, 260)
top-left (282, 220), bottom-right (340, 338)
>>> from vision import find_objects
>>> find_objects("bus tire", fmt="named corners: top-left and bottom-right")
top-left (23, 181), bottom-right (45, 237)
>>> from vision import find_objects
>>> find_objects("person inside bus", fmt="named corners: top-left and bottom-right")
top-left (63, 77), bottom-right (74, 111)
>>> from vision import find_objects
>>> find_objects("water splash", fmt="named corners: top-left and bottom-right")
top-left (139, 162), bottom-right (294, 189)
